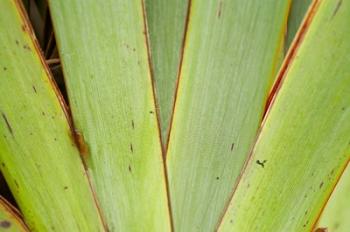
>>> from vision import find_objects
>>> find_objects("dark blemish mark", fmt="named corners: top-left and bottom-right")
top-left (21, 25), bottom-right (26, 31)
top-left (133, 48), bottom-right (136, 52)
top-left (1, 113), bottom-right (13, 135)
top-left (128, 165), bottom-right (132, 173)
top-left (23, 44), bottom-right (31, 51)
top-left (64, 186), bottom-right (68, 190)
top-left (149, 111), bottom-right (154, 114)
top-left (319, 182), bottom-right (324, 188)
top-left (1, 162), bottom-right (5, 167)
top-left (15, 40), bottom-right (19, 45)
top-left (305, 210), bottom-right (308, 215)
top-left (130, 143), bottom-right (133, 153)
top-left (70, 130), bottom-right (89, 159)
top-left (0, 220), bottom-right (11, 228)
top-left (230, 143), bottom-right (234, 151)
top-left (131, 120), bottom-right (135, 129)
top-left (303, 220), bottom-right (309, 228)
top-left (341, 107), bottom-right (346, 111)
top-left (3, 67), bottom-right (7, 71)
top-left (14, 180), bottom-right (19, 188)
top-left (32, 86), bottom-right (37, 93)
top-left (230, 220), bottom-right (233, 224)
top-left (256, 159), bottom-right (267, 168)
top-left (332, 0), bottom-right (342, 18)
top-left (216, 176), bottom-right (220, 180)
top-left (315, 228), bottom-right (328, 232)
top-left (54, 138), bottom-right (57, 141)
top-left (217, 1), bottom-right (223, 18)
top-left (42, 112), bottom-right (45, 116)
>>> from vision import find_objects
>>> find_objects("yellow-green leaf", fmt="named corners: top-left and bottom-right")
top-left (47, 0), bottom-right (171, 231)
top-left (317, 164), bottom-right (350, 232)
top-left (0, 0), bottom-right (105, 231)
top-left (219, 0), bottom-right (350, 231)
top-left (166, 0), bottom-right (291, 231)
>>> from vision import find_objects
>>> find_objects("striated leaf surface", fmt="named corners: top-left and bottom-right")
top-left (47, 0), bottom-right (171, 231)
top-left (145, 0), bottom-right (189, 144)
top-left (219, 0), bottom-right (350, 231)
top-left (166, 0), bottom-right (291, 231)
top-left (317, 164), bottom-right (350, 232)
top-left (0, 0), bottom-right (105, 231)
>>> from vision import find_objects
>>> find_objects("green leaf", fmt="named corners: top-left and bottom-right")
top-left (219, 0), bottom-right (350, 231)
top-left (317, 164), bottom-right (350, 232)
top-left (0, 0), bottom-right (105, 231)
top-left (286, 0), bottom-right (312, 50)
top-left (47, 0), bottom-right (171, 231)
top-left (166, 0), bottom-right (291, 231)
top-left (0, 197), bottom-right (28, 232)
top-left (145, 0), bottom-right (189, 144)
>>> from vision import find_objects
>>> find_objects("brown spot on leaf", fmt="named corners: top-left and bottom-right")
top-left (0, 220), bottom-right (11, 228)
top-left (70, 130), bottom-right (89, 159)
top-left (15, 40), bottom-right (19, 45)
top-left (217, 1), bottom-right (223, 18)
top-left (23, 44), bottom-right (31, 51)
top-left (130, 143), bottom-right (134, 153)
top-left (128, 165), bottom-right (132, 173)
top-left (32, 86), bottom-right (37, 93)
top-left (230, 143), bottom-right (234, 151)
top-left (319, 182), bottom-right (324, 188)
top-left (131, 120), bottom-right (135, 129)
top-left (3, 67), bottom-right (7, 71)
top-left (315, 227), bottom-right (328, 232)
top-left (64, 186), bottom-right (68, 190)
top-left (332, 0), bottom-right (342, 18)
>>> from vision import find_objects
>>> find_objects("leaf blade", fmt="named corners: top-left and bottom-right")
top-left (47, 0), bottom-right (172, 230)
top-left (166, 0), bottom-right (291, 231)
top-left (219, 1), bottom-right (350, 230)
top-left (145, 0), bottom-right (189, 145)
top-left (0, 0), bottom-right (105, 231)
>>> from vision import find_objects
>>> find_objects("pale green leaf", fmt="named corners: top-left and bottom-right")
top-left (317, 164), bottom-right (350, 232)
top-left (0, 0), bottom-right (105, 231)
top-left (166, 0), bottom-right (291, 231)
top-left (286, 0), bottom-right (312, 50)
top-left (47, 0), bottom-right (171, 231)
top-left (145, 0), bottom-right (189, 144)
top-left (219, 0), bottom-right (350, 231)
